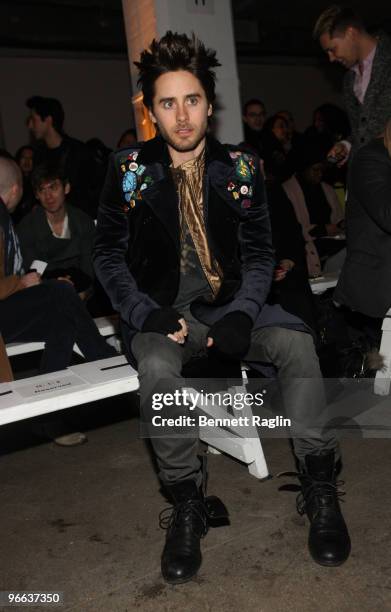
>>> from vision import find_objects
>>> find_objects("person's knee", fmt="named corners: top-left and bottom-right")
top-left (48, 279), bottom-right (78, 298)
top-left (268, 328), bottom-right (316, 363)
top-left (135, 334), bottom-right (182, 380)
top-left (40, 280), bottom-right (79, 309)
top-left (287, 330), bottom-right (316, 358)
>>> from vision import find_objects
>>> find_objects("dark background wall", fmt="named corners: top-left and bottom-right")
top-left (0, 0), bottom-right (389, 152)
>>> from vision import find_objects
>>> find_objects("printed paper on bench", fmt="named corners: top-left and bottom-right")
top-left (16, 374), bottom-right (87, 399)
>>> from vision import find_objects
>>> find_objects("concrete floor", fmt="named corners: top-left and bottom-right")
top-left (1, 394), bottom-right (391, 612)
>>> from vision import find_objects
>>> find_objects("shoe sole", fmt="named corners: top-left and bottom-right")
top-left (53, 433), bottom-right (88, 447)
top-left (312, 556), bottom-right (350, 567)
top-left (162, 574), bottom-right (199, 585)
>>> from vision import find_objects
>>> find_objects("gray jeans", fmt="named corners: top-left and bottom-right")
top-left (132, 310), bottom-right (339, 486)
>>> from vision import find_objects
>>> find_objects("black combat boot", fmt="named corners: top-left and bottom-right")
top-left (298, 452), bottom-right (351, 566)
top-left (159, 479), bottom-right (229, 584)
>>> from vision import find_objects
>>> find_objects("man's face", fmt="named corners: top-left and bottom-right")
top-left (277, 111), bottom-right (294, 138)
top-left (319, 28), bottom-right (360, 68)
top-left (35, 178), bottom-right (69, 214)
top-left (18, 148), bottom-right (33, 175)
top-left (27, 110), bottom-right (50, 141)
top-left (243, 103), bottom-right (266, 132)
top-left (6, 183), bottom-right (23, 213)
top-left (272, 117), bottom-right (289, 143)
top-left (149, 70), bottom-right (212, 156)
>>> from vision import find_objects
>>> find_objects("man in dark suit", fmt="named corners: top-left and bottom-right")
top-left (313, 5), bottom-right (391, 162)
top-left (334, 127), bottom-right (391, 344)
top-left (93, 32), bottom-right (350, 584)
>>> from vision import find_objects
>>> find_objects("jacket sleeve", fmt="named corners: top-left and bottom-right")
top-left (268, 184), bottom-right (306, 266)
top-left (77, 211), bottom-right (96, 281)
top-left (342, 75), bottom-right (353, 146)
top-left (224, 160), bottom-right (275, 323)
top-left (0, 230), bottom-right (24, 300)
top-left (93, 153), bottom-right (159, 328)
top-left (350, 143), bottom-right (391, 233)
top-left (16, 216), bottom-right (35, 271)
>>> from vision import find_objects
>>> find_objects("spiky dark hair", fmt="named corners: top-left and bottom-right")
top-left (134, 31), bottom-right (221, 109)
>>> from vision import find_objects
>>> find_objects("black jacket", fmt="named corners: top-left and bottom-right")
top-left (93, 135), bottom-right (307, 358)
top-left (335, 137), bottom-right (391, 317)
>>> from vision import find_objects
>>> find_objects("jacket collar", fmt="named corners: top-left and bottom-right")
top-left (127, 134), bottom-right (239, 252)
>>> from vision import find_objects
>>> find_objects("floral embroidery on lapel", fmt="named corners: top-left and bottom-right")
top-left (118, 151), bottom-right (153, 212)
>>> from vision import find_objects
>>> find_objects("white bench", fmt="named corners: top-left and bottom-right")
top-left (309, 271), bottom-right (339, 295)
top-left (196, 378), bottom-right (269, 480)
top-left (374, 308), bottom-right (391, 396)
top-left (0, 355), bottom-right (138, 426)
top-left (3, 317), bottom-right (269, 480)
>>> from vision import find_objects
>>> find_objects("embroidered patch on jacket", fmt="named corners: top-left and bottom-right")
top-left (118, 151), bottom-right (151, 212)
top-left (227, 152), bottom-right (256, 208)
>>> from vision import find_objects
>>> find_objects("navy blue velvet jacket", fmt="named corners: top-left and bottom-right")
top-left (93, 135), bottom-right (306, 358)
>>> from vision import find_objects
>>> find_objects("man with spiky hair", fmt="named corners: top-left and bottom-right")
top-left (94, 32), bottom-right (350, 584)
top-left (313, 5), bottom-right (391, 162)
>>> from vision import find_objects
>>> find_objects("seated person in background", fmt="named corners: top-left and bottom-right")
top-left (276, 110), bottom-right (303, 152)
top-left (0, 156), bottom-right (116, 444)
top-left (26, 96), bottom-right (98, 218)
top-left (304, 103), bottom-right (350, 186)
top-left (17, 162), bottom-right (96, 299)
top-left (304, 103), bottom-right (350, 152)
top-left (335, 119), bottom-right (391, 354)
top-left (241, 98), bottom-right (267, 157)
top-left (12, 145), bottom-right (35, 225)
top-left (117, 128), bottom-right (138, 149)
top-left (267, 183), bottom-right (318, 333)
top-left (282, 144), bottom-right (345, 277)
top-left (261, 114), bottom-right (294, 182)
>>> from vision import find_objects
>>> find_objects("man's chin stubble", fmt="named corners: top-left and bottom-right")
top-left (168, 134), bottom-right (205, 153)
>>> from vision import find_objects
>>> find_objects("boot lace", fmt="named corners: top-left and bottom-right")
top-left (159, 499), bottom-right (209, 537)
top-left (277, 471), bottom-right (346, 516)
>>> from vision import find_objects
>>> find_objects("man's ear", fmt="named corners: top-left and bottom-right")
top-left (208, 104), bottom-right (213, 117)
top-left (64, 182), bottom-right (71, 195)
top-left (148, 108), bottom-right (157, 125)
top-left (345, 26), bottom-right (356, 41)
top-left (12, 183), bottom-right (21, 202)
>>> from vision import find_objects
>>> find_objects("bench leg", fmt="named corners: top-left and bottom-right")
top-left (207, 446), bottom-right (221, 455)
top-left (236, 386), bottom-right (269, 479)
top-left (374, 330), bottom-right (391, 396)
top-left (192, 383), bottom-right (269, 480)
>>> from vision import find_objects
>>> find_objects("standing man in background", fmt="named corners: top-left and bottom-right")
top-left (313, 5), bottom-right (391, 163)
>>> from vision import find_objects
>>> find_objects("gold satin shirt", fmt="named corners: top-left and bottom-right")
top-left (171, 150), bottom-right (223, 296)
